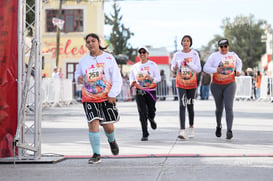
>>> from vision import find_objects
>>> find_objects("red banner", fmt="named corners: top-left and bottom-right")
top-left (0, 0), bottom-right (18, 157)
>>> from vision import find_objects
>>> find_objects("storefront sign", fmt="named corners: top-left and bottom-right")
top-left (43, 39), bottom-right (88, 58)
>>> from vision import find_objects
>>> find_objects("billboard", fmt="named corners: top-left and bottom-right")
top-left (0, 0), bottom-right (18, 157)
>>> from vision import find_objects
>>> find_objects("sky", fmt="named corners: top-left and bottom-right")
top-left (104, 0), bottom-right (273, 52)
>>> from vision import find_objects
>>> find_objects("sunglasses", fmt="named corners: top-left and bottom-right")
top-left (139, 51), bottom-right (146, 54)
top-left (220, 45), bottom-right (228, 49)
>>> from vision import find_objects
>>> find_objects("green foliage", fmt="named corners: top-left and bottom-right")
top-left (105, 2), bottom-right (137, 63)
top-left (201, 14), bottom-right (266, 70)
top-left (223, 15), bottom-right (266, 69)
top-left (26, 0), bottom-right (35, 36)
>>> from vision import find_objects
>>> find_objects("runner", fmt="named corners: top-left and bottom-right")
top-left (74, 33), bottom-right (122, 164)
top-left (204, 38), bottom-right (242, 140)
top-left (171, 35), bottom-right (201, 140)
top-left (129, 47), bottom-right (161, 141)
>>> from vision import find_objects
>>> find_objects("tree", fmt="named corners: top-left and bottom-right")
top-left (201, 14), bottom-right (266, 69)
top-left (105, 1), bottom-right (137, 63)
top-left (26, 0), bottom-right (35, 36)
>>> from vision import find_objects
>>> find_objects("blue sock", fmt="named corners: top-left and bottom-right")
top-left (105, 130), bottom-right (115, 143)
top-left (88, 131), bottom-right (100, 155)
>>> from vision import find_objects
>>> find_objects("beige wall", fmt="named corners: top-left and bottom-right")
top-left (41, 0), bottom-right (105, 78)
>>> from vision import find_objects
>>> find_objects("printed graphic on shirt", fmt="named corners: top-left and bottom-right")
top-left (82, 63), bottom-right (112, 102)
top-left (136, 66), bottom-right (155, 89)
top-left (176, 57), bottom-right (197, 89)
top-left (213, 56), bottom-right (235, 84)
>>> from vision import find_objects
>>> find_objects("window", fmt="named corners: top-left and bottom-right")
top-left (66, 63), bottom-right (78, 81)
top-left (46, 9), bottom-right (83, 33)
top-left (67, 62), bottom-right (80, 99)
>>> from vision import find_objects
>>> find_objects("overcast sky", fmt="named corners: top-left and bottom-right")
top-left (104, 0), bottom-right (273, 51)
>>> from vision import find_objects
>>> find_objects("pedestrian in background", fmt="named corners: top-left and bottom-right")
top-left (74, 33), bottom-right (122, 164)
top-left (200, 71), bottom-right (211, 100)
top-left (129, 47), bottom-right (161, 141)
top-left (171, 71), bottom-right (178, 100)
top-left (246, 67), bottom-right (255, 99)
top-left (157, 69), bottom-right (167, 101)
top-left (57, 67), bottom-right (64, 79)
top-left (204, 38), bottom-right (242, 140)
top-left (255, 70), bottom-right (262, 99)
top-left (171, 35), bottom-right (201, 140)
top-left (52, 67), bottom-right (59, 78)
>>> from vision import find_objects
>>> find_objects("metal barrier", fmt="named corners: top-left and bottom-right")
top-left (235, 76), bottom-right (252, 99)
top-left (260, 76), bottom-right (273, 101)
top-left (39, 78), bottom-right (74, 106)
top-left (42, 77), bottom-right (273, 105)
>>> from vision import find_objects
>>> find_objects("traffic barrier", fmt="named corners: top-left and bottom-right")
top-left (40, 78), bottom-right (73, 106)
top-left (235, 76), bottom-right (252, 99)
top-left (33, 76), bottom-right (272, 108)
top-left (260, 76), bottom-right (273, 101)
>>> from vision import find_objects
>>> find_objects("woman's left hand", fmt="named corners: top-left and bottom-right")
top-left (108, 97), bottom-right (116, 104)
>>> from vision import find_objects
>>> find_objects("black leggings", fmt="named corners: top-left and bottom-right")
top-left (210, 82), bottom-right (236, 131)
top-left (135, 89), bottom-right (156, 137)
top-left (177, 88), bottom-right (196, 129)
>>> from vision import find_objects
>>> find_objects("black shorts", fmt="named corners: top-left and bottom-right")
top-left (83, 101), bottom-right (120, 125)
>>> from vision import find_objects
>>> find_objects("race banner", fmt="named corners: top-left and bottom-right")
top-left (0, 0), bottom-right (18, 157)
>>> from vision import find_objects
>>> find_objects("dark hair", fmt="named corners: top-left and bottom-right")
top-left (181, 35), bottom-right (192, 47)
top-left (84, 33), bottom-right (108, 50)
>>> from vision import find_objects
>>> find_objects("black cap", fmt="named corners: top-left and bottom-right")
top-left (218, 39), bottom-right (229, 46)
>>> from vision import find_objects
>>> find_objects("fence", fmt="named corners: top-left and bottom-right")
top-left (26, 78), bottom-right (74, 108)
top-left (26, 76), bottom-right (273, 109)
top-left (115, 76), bottom-right (273, 102)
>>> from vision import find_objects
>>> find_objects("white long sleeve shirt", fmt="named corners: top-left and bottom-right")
top-left (74, 52), bottom-right (122, 103)
top-left (129, 60), bottom-right (161, 89)
top-left (204, 51), bottom-right (242, 85)
top-left (171, 49), bottom-right (201, 89)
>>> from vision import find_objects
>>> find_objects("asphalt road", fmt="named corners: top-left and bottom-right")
top-left (1, 99), bottom-right (273, 181)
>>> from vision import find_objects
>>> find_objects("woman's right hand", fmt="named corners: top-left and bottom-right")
top-left (132, 81), bottom-right (143, 90)
top-left (173, 64), bottom-right (178, 71)
top-left (78, 76), bottom-right (83, 84)
top-left (217, 67), bottom-right (223, 73)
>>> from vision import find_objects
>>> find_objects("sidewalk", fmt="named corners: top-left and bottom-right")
top-left (1, 100), bottom-right (273, 181)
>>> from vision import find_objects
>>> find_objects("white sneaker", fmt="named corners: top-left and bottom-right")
top-left (188, 127), bottom-right (194, 138)
top-left (177, 130), bottom-right (186, 139)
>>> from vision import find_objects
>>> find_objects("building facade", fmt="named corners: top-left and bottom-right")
top-left (41, 0), bottom-right (105, 80)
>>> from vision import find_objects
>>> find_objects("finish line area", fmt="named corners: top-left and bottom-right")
top-left (3, 100), bottom-right (273, 164)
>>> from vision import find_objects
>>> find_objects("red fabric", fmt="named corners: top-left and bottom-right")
top-left (136, 56), bottom-right (169, 64)
top-left (127, 60), bottom-right (134, 65)
top-left (0, 0), bottom-right (18, 157)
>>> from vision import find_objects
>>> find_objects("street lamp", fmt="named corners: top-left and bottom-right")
top-left (268, 25), bottom-right (273, 61)
top-left (266, 25), bottom-right (273, 76)
top-left (263, 24), bottom-right (273, 60)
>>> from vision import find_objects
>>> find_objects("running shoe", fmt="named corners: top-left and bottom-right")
top-left (141, 136), bottom-right (148, 141)
top-left (215, 127), bottom-right (222, 137)
top-left (226, 130), bottom-right (233, 139)
top-left (109, 140), bottom-right (119, 155)
top-left (88, 153), bottom-right (101, 164)
top-left (177, 130), bottom-right (186, 140)
top-left (150, 119), bottom-right (157, 130)
top-left (188, 127), bottom-right (194, 138)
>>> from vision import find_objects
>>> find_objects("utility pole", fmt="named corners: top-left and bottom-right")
top-left (56, 0), bottom-right (63, 67)
top-left (174, 36), bottom-right (177, 52)
top-left (268, 25), bottom-right (273, 61)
